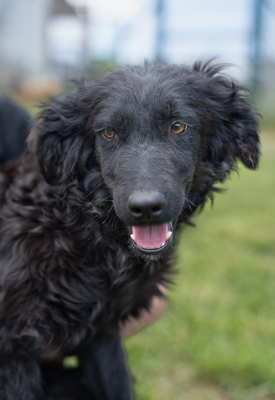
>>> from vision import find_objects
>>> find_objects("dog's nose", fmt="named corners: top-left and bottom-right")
top-left (128, 191), bottom-right (166, 223)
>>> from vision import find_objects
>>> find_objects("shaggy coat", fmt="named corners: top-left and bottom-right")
top-left (0, 62), bottom-right (259, 400)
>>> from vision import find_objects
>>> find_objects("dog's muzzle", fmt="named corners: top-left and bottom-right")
top-left (125, 190), bottom-right (175, 259)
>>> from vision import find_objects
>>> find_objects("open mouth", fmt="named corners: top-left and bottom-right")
top-left (129, 222), bottom-right (174, 258)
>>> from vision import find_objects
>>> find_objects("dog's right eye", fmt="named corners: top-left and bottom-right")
top-left (171, 123), bottom-right (188, 134)
top-left (103, 129), bottom-right (116, 139)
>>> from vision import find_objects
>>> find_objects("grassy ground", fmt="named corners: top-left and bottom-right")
top-left (124, 130), bottom-right (275, 400)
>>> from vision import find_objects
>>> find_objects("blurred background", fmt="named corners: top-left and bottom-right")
top-left (1, 1), bottom-right (275, 399)
top-left (0, 0), bottom-right (275, 114)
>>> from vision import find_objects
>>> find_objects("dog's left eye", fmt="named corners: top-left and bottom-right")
top-left (171, 123), bottom-right (188, 134)
top-left (103, 129), bottom-right (116, 139)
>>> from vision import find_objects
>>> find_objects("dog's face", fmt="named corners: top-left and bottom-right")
top-left (92, 70), bottom-right (203, 258)
top-left (35, 63), bottom-right (259, 260)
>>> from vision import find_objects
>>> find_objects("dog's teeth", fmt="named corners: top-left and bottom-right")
top-left (166, 231), bottom-right (172, 240)
top-left (130, 234), bottom-right (136, 242)
top-left (161, 242), bottom-right (166, 247)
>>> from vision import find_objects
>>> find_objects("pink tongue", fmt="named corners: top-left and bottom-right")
top-left (132, 223), bottom-right (169, 249)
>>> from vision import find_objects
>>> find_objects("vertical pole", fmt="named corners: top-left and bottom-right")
top-left (77, 6), bottom-right (88, 76)
top-left (250, 0), bottom-right (264, 92)
top-left (155, 0), bottom-right (165, 62)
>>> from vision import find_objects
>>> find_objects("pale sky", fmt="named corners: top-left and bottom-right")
top-left (48, 0), bottom-right (275, 80)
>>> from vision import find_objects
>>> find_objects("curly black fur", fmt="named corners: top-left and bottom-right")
top-left (0, 62), bottom-right (259, 400)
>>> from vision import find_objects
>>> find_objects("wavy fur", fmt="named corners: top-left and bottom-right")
top-left (0, 62), bottom-right (259, 400)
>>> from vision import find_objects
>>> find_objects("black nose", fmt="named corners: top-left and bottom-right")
top-left (128, 191), bottom-right (166, 223)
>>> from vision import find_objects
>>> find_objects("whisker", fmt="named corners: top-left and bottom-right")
top-left (186, 198), bottom-right (198, 208)
top-left (84, 181), bottom-right (106, 199)
top-left (102, 207), bottom-right (115, 224)
top-left (112, 215), bottom-right (120, 231)
top-left (94, 194), bottom-right (113, 208)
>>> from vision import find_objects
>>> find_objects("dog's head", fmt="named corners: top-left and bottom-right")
top-left (33, 62), bottom-right (260, 260)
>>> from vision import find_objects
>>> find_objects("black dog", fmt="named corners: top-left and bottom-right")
top-left (0, 62), bottom-right (259, 400)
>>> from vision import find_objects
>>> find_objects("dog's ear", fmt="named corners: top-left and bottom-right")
top-left (194, 62), bottom-right (260, 177)
top-left (30, 88), bottom-right (92, 184)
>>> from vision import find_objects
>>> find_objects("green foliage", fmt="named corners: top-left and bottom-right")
top-left (86, 59), bottom-right (121, 79)
top-left (125, 132), bottom-right (275, 400)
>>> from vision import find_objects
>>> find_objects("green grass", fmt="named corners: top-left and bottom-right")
top-left (124, 131), bottom-right (275, 400)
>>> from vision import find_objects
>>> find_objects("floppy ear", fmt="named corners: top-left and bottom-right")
top-left (194, 62), bottom-right (260, 178)
top-left (32, 87), bottom-right (92, 185)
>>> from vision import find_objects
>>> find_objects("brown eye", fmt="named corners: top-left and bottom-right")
top-left (171, 123), bottom-right (187, 134)
top-left (103, 129), bottom-right (116, 139)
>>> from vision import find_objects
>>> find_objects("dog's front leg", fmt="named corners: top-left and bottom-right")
top-left (79, 331), bottom-right (132, 400)
top-left (0, 342), bottom-right (43, 400)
